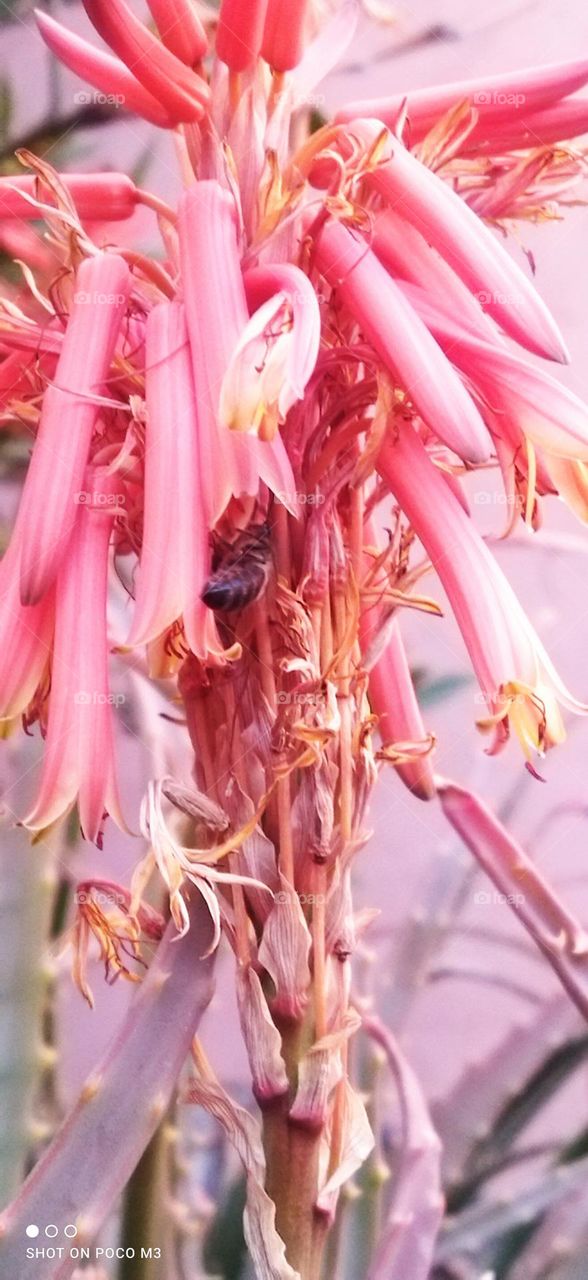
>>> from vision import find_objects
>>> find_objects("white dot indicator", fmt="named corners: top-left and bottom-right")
top-left (45, 1225), bottom-right (59, 1238)
top-left (25, 1225), bottom-right (39, 1239)
top-left (64, 1225), bottom-right (77, 1239)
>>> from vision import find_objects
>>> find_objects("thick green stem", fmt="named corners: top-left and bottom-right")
top-left (262, 1019), bottom-right (326, 1280)
top-left (265, 1109), bottom-right (323, 1277)
top-left (119, 1118), bottom-right (171, 1280)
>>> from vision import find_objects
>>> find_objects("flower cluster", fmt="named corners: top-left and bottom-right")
top-left (1, 2), bottom-right (588, 1273)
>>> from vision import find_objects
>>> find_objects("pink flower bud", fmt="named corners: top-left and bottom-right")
top-left (217, 0), bottom-right (269, 72)
top-left (261, 0), bottom-right (309, 71)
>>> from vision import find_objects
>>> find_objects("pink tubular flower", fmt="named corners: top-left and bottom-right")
top-left (372, 208), bottom-right (498, 343)
top-left (0, 222), bottom-right (59, 277)
top-left (82, 0), bottom-right (209, 121)
top-left (335, 57), bottom-right (588, 142)
top-left (353, 121), bottom-right (568, 362)
top-left (401, 283), bottom-right (588, 462)
top-left (178, 181), bottom-right (296, 525)
top-left (0, 510), bottom-right (54, 721)
top-left (365, 618), bottom-right (436, 801)
top-left (16, 252), bottom-right (131, 606)
top-left (216, 0), bottom-right (269, 72)
top-left (128, 302), bottom-right (222, 660)
top-left (145, 0), bottom-right (207, 67)
top-left (460, 97), bottom-right (588, 154)
top-left (377, 423), bottom-right (586, 757)
top-left (261, 0), bottom-right (309, 71)
top-left (360, 515), bottom-right (436, 800)
top-left (24, 469), bottom-right (125, 844)
top-left (34, 11), bottom-right (177, 129)
top-left (0, 169), bottom-right (138, 222)
top-left (313, 216), bottom-right (493, 464)
top-left (438, 780), bottom-right (588, 1020)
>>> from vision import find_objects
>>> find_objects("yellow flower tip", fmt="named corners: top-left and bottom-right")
top-left (505, 680), bottom-right (566, 755)
top-left (476, 679), bottom-right (567, 758)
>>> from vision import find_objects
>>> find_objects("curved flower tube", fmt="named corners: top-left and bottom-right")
top-left (24, 469), bottom-right (125, 844)
top-left (372, 207), bottom-right (499, 343)
top-left (82, 0), bottom-right (209, 121)
top-left (128, 301), bottom-right (223, 661)
top-left (336, 57), bottom-right (588, 140)
top-left (0, 511), bottom-right (54, 721)
top-left (354, 120), bottom-right (569, 362)
top-left (16, 252), bottom-right (131, 606)
top-left (400, 282), bottom-right (588, 461)
top-left (360, 515), bottom-right (436, 801)
top-left (0, 168), bottom-right (139, 222)
top-left (365, 617), bottom-right (436, 801)
top-left (34, 10), bottom-right (177, 129)
top-left (178, 178), bottom-right (257, 525)
top-left (460, 96), bottom-right (588, 153)
top-left (377, 423), bottom-right (586, 757)
top-left (178, 180), bottom-right (296, 524)
top-left (313, 216), bottom-right (493, 464)
top-left (145, 0), bottom-right (207, 67)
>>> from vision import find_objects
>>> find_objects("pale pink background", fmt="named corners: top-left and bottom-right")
top-left (3, 0), bottom-right (588, 1160)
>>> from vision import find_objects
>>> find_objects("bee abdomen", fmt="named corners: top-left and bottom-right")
top-left (201, 523), bottom-right (271, 613)
top-left (201, 563), bottom-right (268, 612)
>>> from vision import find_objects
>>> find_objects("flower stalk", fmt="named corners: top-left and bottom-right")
top-left (0, 896), bottom-right (215, 1278)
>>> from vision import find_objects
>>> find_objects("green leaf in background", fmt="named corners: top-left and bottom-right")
top-left (447, 1034), bottom-right (588, 1213)
top-left (0, 79), bottom-right (12, 148)
top-left (203, 1174), bottom-right (247, 1280)
top-left (412, 669), bottom-right (473, 708)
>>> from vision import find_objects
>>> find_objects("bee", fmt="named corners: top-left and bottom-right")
top-left (201, 521), bottom-right (272, 612)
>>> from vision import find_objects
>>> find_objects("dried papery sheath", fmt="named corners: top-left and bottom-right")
top-left (236, 966), bottom-right (289, 1103)
top-left (258, 877), bottom-right (312, 1020)
top-left (289, 1014), bottom-right (360, 1129)
top-left (161, 779), bottom-right (230, 831)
